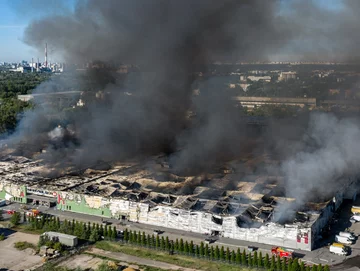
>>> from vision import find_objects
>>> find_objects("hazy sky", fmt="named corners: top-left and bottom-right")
top-left (0, 0), bottom-right (346, 63)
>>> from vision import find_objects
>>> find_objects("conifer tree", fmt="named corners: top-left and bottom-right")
top-left (137, 231), bottom-right (141, 244)
top-left (195, 245), bottom-right (200, 257)
top-left (270, 255), bottom-right (276, 271)
top-left (209, 246), bottom-right (214, 260)
top-left (230, 250), bottom-right (236, 264)
top-left (156, 235), bottom-right (160, 249)
top-left (141, 232), bottom-right (146, 246)
top-left (258, 251), bottom-right (263, 268)
top-left (226, 247), bottom-right (230, 262)
top-left (253, 251), bottom-right (258, 266)
top-left (123, 228), bottom-right (128, 241)
top-left (264, 253), bottom-right (270, 269)
top-left (312, 265), bottom-right (317, 271)
top-left (165, 236), bottom-right (170, 251)
top-left (146, 234), bottom-right (151, 247)
top-left (204, 244), bottom-right (209, 258)
top-left (306, 266), bottom-right (311, 271)
top-left (214, 246), bottom-right (220, 260)
top-left (282, 257), bottom-right (287, 271)
top-left (287, 258), bottom-right (293, 271)
top-left (276, 255), bottom-right (281, 271)
top-left (108, 227), bottom-right (113, 240)
top-left (236, 248), bottom-right (241, 264)
top-left (241, 249), bottom-right (247, 266)
top-left (300, 261), bottom-right (305, 271)
top-left (184, 241), bottom-right (189, 254)
top-left (220, 246), bottom-right (225, 261)
top-left (189, 241), bottom-right (194, 255)
top-left (317, 264), bottom-right (323, 271)
top-left (112, 226), bottom-right (117, 239)
top-left (174, 238), bottom-right (179, 251)
top-left (292, 258), bottom-right (300, 271)
top-left (104, 225), bottom-right (108, 239)
top-left (179, 238), bottom-right (184, 252)
top-left (199, 242), bottom-right (204, 257)
top-left (160, 236), bottom-right (165, 250)
top-left (323, 265), bottom-right (330, 271)
top-left (99, 224), bottom-right (104, 236)
top-left (248, 252), bottom-right (252, 267)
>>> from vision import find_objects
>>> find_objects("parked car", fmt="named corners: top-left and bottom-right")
top-left (153, 230), bottom-right (164, 235)
top-left (205, 238), bottom-right (215, 244)
top-left (350, 215), bottom-right (360, 223)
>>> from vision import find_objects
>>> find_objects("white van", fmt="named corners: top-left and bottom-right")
top-left (329, 243), bottom-right (348, 256)
top-left (335, 235), bottom-right (353, 245)
top-left (350, 215), bottom-right (360, 223)
top-left (339, 231), bottom-right (356, 241)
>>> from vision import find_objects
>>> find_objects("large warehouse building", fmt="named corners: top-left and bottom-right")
top-left (0, 155), bottom-right (358, 251)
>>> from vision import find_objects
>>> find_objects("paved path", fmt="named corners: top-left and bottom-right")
top-left (86, 247), bottom-right (200, 271)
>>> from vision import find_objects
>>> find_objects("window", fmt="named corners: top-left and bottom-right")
top-left (101, 211), bottom-right (104, 215)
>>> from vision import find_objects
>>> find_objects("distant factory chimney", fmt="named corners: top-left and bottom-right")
top-left (45, 43), bottom-right (48, 68)
top-left (37, 57), bottom-right (40, 72)
top-left (31, 58), bottom-right (34, 73)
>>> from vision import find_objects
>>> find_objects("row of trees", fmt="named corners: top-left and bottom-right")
top-left (122, 229), bottom-right (329, 271)
top-left (26, 215), bottom-right (117, 241)
top-left (21, 214), bottom-right (330, 271)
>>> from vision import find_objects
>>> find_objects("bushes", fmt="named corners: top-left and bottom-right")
top-left (10, 211), bottom-right (21, 226)
top-left (14, 241), bottom-right (37, 251)
top-left (0, 233), bottom-right (5, 241)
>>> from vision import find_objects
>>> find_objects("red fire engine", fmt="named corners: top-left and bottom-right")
top-left (271, 247), bottom-right (294, 259)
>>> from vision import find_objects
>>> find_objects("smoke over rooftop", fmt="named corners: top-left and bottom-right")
top-left (3, 0), bottom-right (360, 213)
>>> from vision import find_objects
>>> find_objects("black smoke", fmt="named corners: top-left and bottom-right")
top-left (5, 0), bottom-right (289, 173)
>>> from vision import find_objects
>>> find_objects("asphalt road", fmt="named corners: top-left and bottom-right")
top-left (2, 199), bottom-right (360, 270)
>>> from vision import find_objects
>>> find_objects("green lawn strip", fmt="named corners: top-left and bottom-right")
top-left (14, 224), bottom-right (45, 235)
top-left (95, 241), bottom-right (254, 271)
top-left (83, 252), bottom-right (168, 271)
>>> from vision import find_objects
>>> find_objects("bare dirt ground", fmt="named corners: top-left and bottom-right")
top-left (0, 230), bottom-right (43, 271)
top-left (58, 254), bottom-right (104, 270)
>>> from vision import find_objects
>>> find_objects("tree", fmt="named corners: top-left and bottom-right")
top-left (165, 236), bottom-right (170, 251)
top-left (270, 255), bottom-right (276, 271)
top-left (146, 234), bottom-right (151, 247)
top-left (184, 241), bottom-right (189, 254)
top-left (156, 235), bottom-right (160, 249)
top-left (179, 238), bottom-right (184, 252)
top-left (236, 248), bottom-right (241, 264)
top-left (174, 239), bottom-right (179, 251)
top-left (123, 229), bottom-right (128, 241)
top-left (323, 265), bottom-right (330, 271)
top-left (10, 212), bottom-right (21, 226)
top-left (225, 247), bottom-right (230, 262)
top-left (220, 246), bottom-right (225, 261)
top-left (264, 253), bottom-right (270, 269)
top-left (241, 249), bottom-right (247, 266)
top-left (311, 265), bottom-right (317, 271)
top-left (258, 251), bottom-right (263, 268)
top-left (253, 251), bottom-right (258, 267)
top-left (214, 246), bottom-right (220, 260)
top-left (107, 227), bottom-right (113, 240)
top-left (160, 236), bottom-right (165, 250)
top-left (89, 227), bottom-right (100, 242)
top-left (230, 250), bottom-right (235, 263)
top-left (205, 244), bottom-right (209, 258)
top-left (104, 225), bottom-right (108, 239)
top-left (53, 242), bottom-right (63, 252)
top-left (276, 255), bottom-right (281, 270)
top-left (317, 264), bottom-right (323, 271)
top-left (199, 242), bottom-right (204, 257)
top-left (111, 227), bottom-right (117, 240)
top-left (248, 253), bottom-right (252, 267)
top-left (300, 261), bottom-right (306, 271)
top-left (282, 257), bottom-right (287, 271)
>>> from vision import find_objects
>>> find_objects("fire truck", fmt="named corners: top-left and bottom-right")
top-left (26, 209), bottom-right (40, 217)
top-left (271, 247), bottom-right (294, 259)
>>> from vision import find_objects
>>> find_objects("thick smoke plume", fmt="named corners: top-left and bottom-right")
top-left (6, 0), bottom-right (289, 173)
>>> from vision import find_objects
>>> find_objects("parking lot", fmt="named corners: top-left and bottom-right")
top-left (0, 229), bottom-right (43, 271)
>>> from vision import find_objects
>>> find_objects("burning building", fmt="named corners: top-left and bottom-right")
top-left (0, 154), bottom-right (358, 251)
